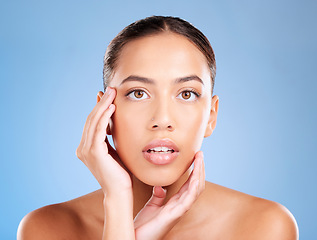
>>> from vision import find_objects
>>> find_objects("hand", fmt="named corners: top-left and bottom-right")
top-left (76, 87), bottom-right (132, 196)
top-left (134, 151), bottom-right (205, 240)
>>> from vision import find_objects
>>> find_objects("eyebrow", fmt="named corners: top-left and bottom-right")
top-left (120, 75), bottom-right (154, 85)
top-left (120, 75), bottom-right (204, 85)
top-left (175, 75), bottom-right (204, 85)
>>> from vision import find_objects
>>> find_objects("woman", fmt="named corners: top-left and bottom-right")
top-left (18, 16), bottom-right (298, 239)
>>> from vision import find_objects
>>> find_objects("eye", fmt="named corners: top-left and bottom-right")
top-left (177, 90), bottom-right (200, 101)
top-left (127, 89), bottom-right (149, 100)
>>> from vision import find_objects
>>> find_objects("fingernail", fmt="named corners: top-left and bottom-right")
top-left (109, 104), bottom-right (115, 110)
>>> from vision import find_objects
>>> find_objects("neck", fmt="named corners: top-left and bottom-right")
top-left (132, 168), bottom-right (192, 218)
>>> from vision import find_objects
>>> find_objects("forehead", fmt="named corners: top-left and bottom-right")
top-left (112, 33), bottom-right (211, 88)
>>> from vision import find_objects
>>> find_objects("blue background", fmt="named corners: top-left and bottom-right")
top-left (1, 0), bottom-right (316, 238)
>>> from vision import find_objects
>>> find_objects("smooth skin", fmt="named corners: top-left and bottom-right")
top-left (17, 33), bottom-right (298, 239)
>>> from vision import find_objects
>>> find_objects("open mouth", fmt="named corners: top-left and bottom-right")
top-left (147, 147), bottom-right (175, 154)
top-left (142, 139), bottom-right (179, 165)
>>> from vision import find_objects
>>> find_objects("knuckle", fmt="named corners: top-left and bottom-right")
top-left (76, 147), bottom-right (83, 160)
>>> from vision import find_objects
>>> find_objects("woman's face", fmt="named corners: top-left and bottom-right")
top-left (108, 33), bottom-right (218, 186)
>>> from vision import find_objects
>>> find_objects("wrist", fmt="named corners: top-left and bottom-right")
top-left (104, 191), bottom-right (133, 206)
top-left (103, 187), bottom-right (133, 201)
top-left (103, 190), bottom-right (135, 240)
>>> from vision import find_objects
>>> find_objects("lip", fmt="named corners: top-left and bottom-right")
top-left (142, 138), bottom-right (180, 165)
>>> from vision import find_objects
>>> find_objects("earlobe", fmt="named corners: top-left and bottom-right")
top-left (204, 95), bottom-right (219, 138)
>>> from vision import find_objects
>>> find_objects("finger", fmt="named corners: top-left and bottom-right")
top-left (188, 151), bottom-right (205, 196)
top-left (199, 151), bottom-right (206, 192)
top-left (177, 152), bottom-right (202, 196)
top-left (76, 114), bottom-right (92, 160)
top-left (145, 186), bottom-right (167, 207)
top-left (179, 179), bottom-right (200, 211)
top-left (85, 88), bottom-right (116, 148)
top-left (94, 104), bottom-right (115, 143)
top-left (143, 181), bottom-right (197, 235)
top-left (178, 153), bottom-right (205, 209)
top-left (192, 151), bottom-right (204, 194)
top-left (77, 87), bottom-right (115, 158)
top-left (165, 153), bottom-right (203, 212)
top-left (90, 87), bottom-right (115, 122)
top-left (133, 186), bottom-right (167, 230)
top-left (164, 178), bottom-right (199, 220)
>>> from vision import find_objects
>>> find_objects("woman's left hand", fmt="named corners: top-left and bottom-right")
top-left (134, 151), bottom-right (205, 240)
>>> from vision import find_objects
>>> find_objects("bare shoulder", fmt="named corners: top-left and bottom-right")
top-left (238, 192), bottom-right (299, 240)
top-left (200, 182), bottom-right (299, 240)
top-left (17, 202), bottom-right (81, 240)
top-left (248, 197), bottom-right (299, 240)
top-left (17, 189), bottom-right (104, 240)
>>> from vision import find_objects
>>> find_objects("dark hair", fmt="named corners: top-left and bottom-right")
top-left (103, 16), bottom-right (216, 93)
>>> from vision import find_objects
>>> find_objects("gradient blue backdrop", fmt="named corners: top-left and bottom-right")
top-left (1, 0), bottom-right (316, 238)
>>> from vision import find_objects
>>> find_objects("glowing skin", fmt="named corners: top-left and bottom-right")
top-left (17, 31), bottom-right (298, 240)
top-left (107, 33), bottom-right (218, 186)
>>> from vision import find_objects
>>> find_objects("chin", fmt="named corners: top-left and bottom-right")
top-left (141, 177), bottom-right (176, 187)
top-left (133, 167), bottom-right (187, 187)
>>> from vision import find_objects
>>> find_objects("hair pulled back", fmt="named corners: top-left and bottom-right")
top-left (103, 16), bottom-right (216, 92)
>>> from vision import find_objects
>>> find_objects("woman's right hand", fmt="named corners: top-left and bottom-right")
top-left (76, 87), bottom-right (132, 197)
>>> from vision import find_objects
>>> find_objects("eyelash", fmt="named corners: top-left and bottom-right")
top-left (125, 88), bottom-right (201, 102)
top-left (125, 88), bottom-right (149, 100)
top-left (185, 89), bottom-right (201, 98)
top-left (125, 88), bottom-right (201, 101)
top-left (177, 89), bottom-right (201, 101)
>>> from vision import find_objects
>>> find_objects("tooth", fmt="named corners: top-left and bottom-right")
top-left (148, 148), bottom-right (174, 154)
top-left (150, 147), bottom-right (172, 152)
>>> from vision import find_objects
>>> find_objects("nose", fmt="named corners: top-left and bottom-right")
top-left (149, 99), bottom-right (175, 131)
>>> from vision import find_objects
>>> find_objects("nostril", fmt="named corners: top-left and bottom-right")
top-left (151, 124), bottom-right (174, 130)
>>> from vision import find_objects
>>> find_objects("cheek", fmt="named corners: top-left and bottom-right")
top-left (176, 104), bottom-right (209, 147)
top-left (111, 103), bottom-right (146, 153)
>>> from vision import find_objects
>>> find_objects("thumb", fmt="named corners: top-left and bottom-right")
top-left (146, 186), bottom-right (167, 207)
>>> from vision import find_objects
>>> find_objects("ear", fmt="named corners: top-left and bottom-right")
top-left (97, 91), bottom-right (113, 135)
top-left (97, 91), bottom-right (104, 103)
top-left (204, 95), bottom-right (219, 138)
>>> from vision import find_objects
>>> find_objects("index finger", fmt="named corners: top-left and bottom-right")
top-left (78, 87), bottom-right (116, 152)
